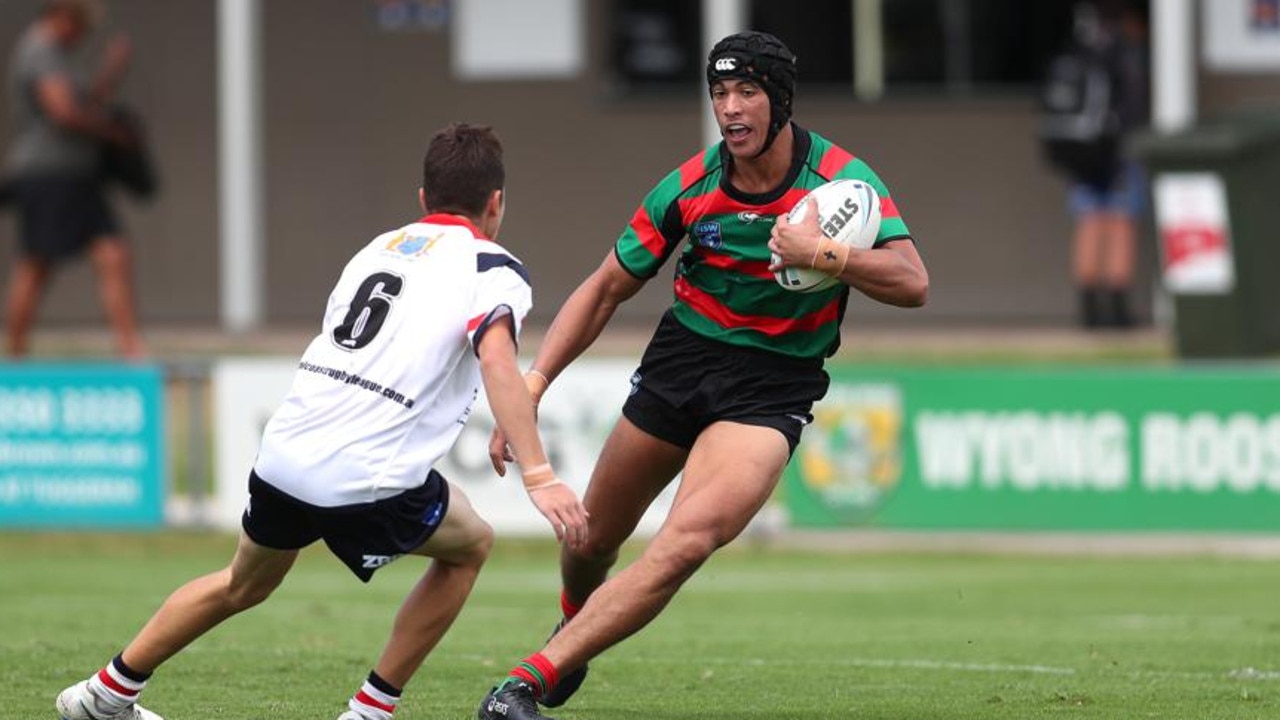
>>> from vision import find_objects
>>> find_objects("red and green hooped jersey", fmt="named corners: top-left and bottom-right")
top-left (614, 125), bottom-right (912, 360)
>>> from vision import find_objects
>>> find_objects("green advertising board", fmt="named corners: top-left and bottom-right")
top-left (785, 365), bottom-right (1280, 531)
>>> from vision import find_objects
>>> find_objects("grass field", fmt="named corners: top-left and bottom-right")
top-left (4, 531), bottom-right (1277, 719)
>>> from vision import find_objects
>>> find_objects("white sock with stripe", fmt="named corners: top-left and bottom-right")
top-left (348, 671), bottom-right (401, 719)
top-left (87, 654), bottom-right (149, 711)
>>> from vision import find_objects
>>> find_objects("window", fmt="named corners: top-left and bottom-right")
top-left (878, 0), bottom-right (1077, 92)
top-left (610, 0), bottom-right (703, 91)
top-left (749, 0), bottom-right (854, 86)
top-left (606, 0), bottom-right (1086, 99)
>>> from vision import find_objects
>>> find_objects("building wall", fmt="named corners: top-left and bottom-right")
top-left (0, 0), bottom-right (218, 324)
top-left (2, 0), bottom-right (1277, 332)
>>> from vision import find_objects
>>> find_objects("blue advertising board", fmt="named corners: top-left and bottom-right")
top-left (0, 364), bottom-right (165, 528)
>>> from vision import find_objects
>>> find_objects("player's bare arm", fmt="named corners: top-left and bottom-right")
top-left (487, 252), bottom-right (644, 467)
top-left (769, 201), bottom-right (928, 307)
top-left (838, 239), bottom-right (928, 307)
top-left (477, 315), bottom-right (589, 549)
top-left (528, 252), bottom-right (647, 383)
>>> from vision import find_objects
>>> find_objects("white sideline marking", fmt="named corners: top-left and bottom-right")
top-left (833, 657), bottom-right (1075, 676)
top-left (458, 653), bottom-right (1280, 682)
top-left (605, 655), bottom-right (1280, 682)
top-left (709, 656), bottom-right (1075, 676)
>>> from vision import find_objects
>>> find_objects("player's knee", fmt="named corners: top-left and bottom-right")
top-left (655, 531), bottom-right (719, 580)
top-left (470, 520), bottom-right (495, 565)
top-left (565, 536), bottom-right (620, 568)
top-left (454, 517), bottom-right (495, 569)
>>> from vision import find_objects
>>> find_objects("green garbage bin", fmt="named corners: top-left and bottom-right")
top-left (1131, 110), bottom-right (1280, 359)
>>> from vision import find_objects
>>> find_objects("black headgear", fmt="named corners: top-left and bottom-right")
top-left (705, 31), bottom-right (798, 156)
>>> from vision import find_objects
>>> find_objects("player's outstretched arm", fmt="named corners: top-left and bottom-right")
top-left (487, 252), bottom-right (644, 472)
top-left (487, 251), bottom-right (647, 474)
top-left (477, 316), bottom-right (589, 548)
top-left (530, 251), bottom-right (647, 384)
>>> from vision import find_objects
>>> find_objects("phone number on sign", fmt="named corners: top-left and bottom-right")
top-left (0, 387), bottom-right (146, 434)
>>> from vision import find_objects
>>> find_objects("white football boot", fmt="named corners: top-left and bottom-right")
top-left (56, 680), bottom-right (164, 720)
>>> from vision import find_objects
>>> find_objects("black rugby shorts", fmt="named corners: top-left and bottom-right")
top-left (242, 469), bottom-right (450, 582)
top-left (621, 311), bottom-right (829, 454)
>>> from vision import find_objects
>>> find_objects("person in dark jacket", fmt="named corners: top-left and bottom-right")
top-left (1066, 0), bottom-right (1150, 329)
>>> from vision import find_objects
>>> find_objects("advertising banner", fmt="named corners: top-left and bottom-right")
top-left (786, 366), bottom-right (1280, 531)
top-left (1153, 173), bottom-right (1236, 295)
top-left (0, 364), bottom-right (165, 528)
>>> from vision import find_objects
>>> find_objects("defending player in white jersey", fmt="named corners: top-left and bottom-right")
top-left (53, 123), bottom-right (588, 720)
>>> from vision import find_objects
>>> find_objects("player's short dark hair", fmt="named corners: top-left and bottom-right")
top-left (421, 123), bottom-right (505, 218)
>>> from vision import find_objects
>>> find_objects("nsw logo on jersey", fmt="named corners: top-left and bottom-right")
top-left (692, 221), bottom-right (723, 250)
top-left (383, 231), bottom-right (440, 258)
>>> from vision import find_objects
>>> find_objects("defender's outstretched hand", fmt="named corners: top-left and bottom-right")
top-left (522, 463), bottom-right (589, 549)
top-left (488, 370), bottom-right (549, 477)
top-left (488, 423), bottom-right (515, 476)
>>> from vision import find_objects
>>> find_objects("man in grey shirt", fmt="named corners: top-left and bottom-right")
top-left (3, 0), bottom-right (144, 358)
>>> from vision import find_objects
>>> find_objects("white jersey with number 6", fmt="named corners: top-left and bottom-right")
top-left (253, 214), bottom-right (531, 507)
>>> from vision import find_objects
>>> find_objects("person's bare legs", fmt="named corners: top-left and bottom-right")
top-left (1072, 211), bottom-right (1107, 288)
top-left (120, 531), bottom-right (298, 672)
top-left (560, 417), bottom-right (689, 607)
top-left (1101, 211), bottom-right (1137, 327)
top-left (542, 421), bottom-right (790, 673)
top-left (370, 484), bottom-right (494, 688)
top-left (1100, 212), bottom-right (1136, 288)
top-left (5, 256), bottom-right (52, 357)
top-left (88, 235), bottom-right (146, 359)
top-left (1071, 211), bottom-right (1107, 327)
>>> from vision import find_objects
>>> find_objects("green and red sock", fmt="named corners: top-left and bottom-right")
top-left (500, 653), bottom-right (560, 698)
top-left (560, 589), bottom-right (582, 620)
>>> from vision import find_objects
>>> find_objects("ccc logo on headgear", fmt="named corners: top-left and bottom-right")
top-left (714, 57), bottom-right (737, 72)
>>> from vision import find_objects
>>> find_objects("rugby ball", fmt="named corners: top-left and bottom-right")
top-left (773, 179), bottom-right (882, 293)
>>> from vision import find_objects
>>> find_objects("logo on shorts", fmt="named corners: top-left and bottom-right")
top-left (422, 501), bottom-right (444, 527)
top-left (629, 370), bottom-right (642, 397)
top-left (362, 554), bottom-right (402, 569)
top-left (692, 221), bottom-right (723, 249)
